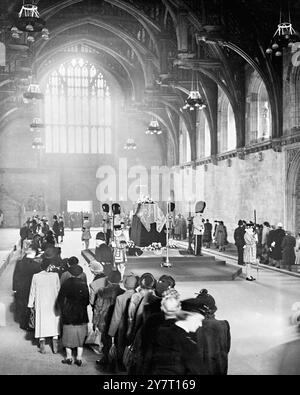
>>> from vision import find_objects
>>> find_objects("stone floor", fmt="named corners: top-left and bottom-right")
top-left (1, 229), bottom-right (300, 375)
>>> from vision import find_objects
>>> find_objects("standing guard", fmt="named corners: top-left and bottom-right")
top-left (193, 201), bottom-right (206, 256)
top-left (102, 203), bottom-right (111, 245)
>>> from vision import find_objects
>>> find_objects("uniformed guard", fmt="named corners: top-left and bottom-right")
top-left (102, 203), bottom-right (111, 245)
top-left (193, 201), bottom-right (206, 256)
top-left (112, 225), bottom-right (127, 281)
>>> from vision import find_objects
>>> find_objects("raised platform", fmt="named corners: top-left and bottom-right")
top-left (81, 248), bottom-right (242, 281)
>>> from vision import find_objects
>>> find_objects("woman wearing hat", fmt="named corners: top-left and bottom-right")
top-left (215, 221), bottom-right (226, 252)
top-left (143, 275), bottom-right (176, 320)
top-left (58, 216), bottom-right (65, 243)
top-left (89, 260), bottom-right (107, 307)
top-left (95, 231), bottom-right (114, 276)
top-left (27, 258), bottom-right (61, 354)
top-left (243, 223), bottom-right (257, 281)
top-left (13, 244), bottom-right (41, 330)
top-left (108, 273), bottom-right (138, 371)
top-left (192, 289), bottom-right (231, 375)
top-left (142, 290), bottom-right (204, 375)
top-left (131, 281), bottom-right (176, 374)
top-left (268, 222), bottom-right (286, 268)
top-left (93, 270), bottom-right (124, 368)
top-left (60, 256), bottom-right (87, 286)
top-left (126, 273), bottom-right (156, 344)
top-left (57, 265), bottom-right (89, 366)
top-left (52, 215), bottom-right (60, 245)
top-left (81, 216), bottom-right (91, 250)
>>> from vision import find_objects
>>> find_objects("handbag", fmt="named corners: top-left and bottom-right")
top-left (28, 307), bottom-right (35, 330)
top-left (108, 342), bottom-right (117, 366)
top-left (123, 344), bottom-right (134, 370)
top-left (85, 326), bottom-right (101, 346)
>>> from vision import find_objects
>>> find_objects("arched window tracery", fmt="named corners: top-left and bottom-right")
top-left (218, 88), bottom-right (237, 153)
top-left (196, 110), bottom-right (211, 159)
top-left (179, 118), bottom-right (191, 164)
top-left (44, 58), bottom-right (112, 154)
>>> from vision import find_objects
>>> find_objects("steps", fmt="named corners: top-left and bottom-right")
top-left (81, 248), bottom-right (242, 281)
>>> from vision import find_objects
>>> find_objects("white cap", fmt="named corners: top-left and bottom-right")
top-left (277, 222), bottom-right (283, 228)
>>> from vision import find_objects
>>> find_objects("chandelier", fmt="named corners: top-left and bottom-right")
top-left (11, 2), bottom-right (49, 43)
top-left (182, 90), bottom-right (206, 111)
top-left (32, 136), bottom-right (44, 150)
top-left (30, 117), bottom-right (45, 131)
top-left (146, 119), bottom-right (162, 135)
top-left (266, 10), bottom-right (299, 56)
top-left (124, 138), bottom-right (137, 150)
top-left (182, 71), bottom-right (206, 111)
top-left (23, 79), bottom-right (44, 102)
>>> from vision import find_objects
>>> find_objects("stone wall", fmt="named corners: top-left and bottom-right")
top-left (174, 148), bottom-right (284, 241)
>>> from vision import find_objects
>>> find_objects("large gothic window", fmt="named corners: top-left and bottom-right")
top-left (179, 118), bottom-right (191, 163)
top-left (246, 70), bottom-right (271, 144)
top-left (218, 88), bottom-right (237, 153)
top-left (292, 69), bottom-right (300, 130)
top-left (196, 111), bottom-right (211, 158)
top-left (44, 58), bottom-right (112, 154)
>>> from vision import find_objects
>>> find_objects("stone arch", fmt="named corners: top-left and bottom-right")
top-left (217, 88), bottom-right (236, 153)
top-left (286, 149), bottom-right (300, 233)
top-left (35, 38), bottom-right (137, 100)
top-left (288, 66), bottom-right (300, 131)
top-left (246, 69), bottom-right (272, 144)
top-left (34, 16), bottom-right (159, 88)
top-left (196, 110), bottom-right (211, 159)
top-left (179, 116), bottom-right (191, 164)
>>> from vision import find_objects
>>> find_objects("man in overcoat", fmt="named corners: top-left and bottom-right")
top-left (234, 220), bottom-right (245, 265)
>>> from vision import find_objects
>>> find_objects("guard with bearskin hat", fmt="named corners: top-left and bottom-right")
top-left (193, 201), bottom-right (206, 256)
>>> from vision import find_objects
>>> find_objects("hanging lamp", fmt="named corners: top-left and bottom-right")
top-left (32, 136), bottom-right (44, 149)
top-left (182, 70), bottom-right (206, 111)
top-left (30, 117), bottom-right (45, 131)
top-left (11, 1), bottom-right (49, 41)
top-left (146, 118), bottom-right (162, 135)
top-left (124, 138), bottom-right (137, 150)
top-left (266, 6), bottom-right (299, 56)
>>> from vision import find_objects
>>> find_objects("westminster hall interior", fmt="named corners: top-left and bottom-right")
top-left (1, 0), bottom-right (300, 376)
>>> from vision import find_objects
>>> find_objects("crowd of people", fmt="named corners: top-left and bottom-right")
top-left (12, 223), bottom-right (231, 375)
top-left (19, 214), bottom-right (65, 251)
top-left (187, 215), bottom-right (299, 279)
top-left (233, 220), bottom-right (299, 280)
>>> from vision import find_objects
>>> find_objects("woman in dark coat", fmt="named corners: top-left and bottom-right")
top-left (281, 231), bottom-right (296, 271)
top-left (12, 245), bottom-right (41, 330)
top-left (57, 265), bottom-right (89, 366)
top-left (191, 289), bottom-right (231, 375)
top-left (59, 216), bottom-right (65, 243)
top-left (52, 215), bottom-right (60, 244)
top-left (41, 220), bottom-right (50, 236)
top-left (141, 290), bottom-right (204, 375)
top-left (203, 219), bottom-right (212, 248)
top-left (268, 223), bottom-right (286, 267)
top-left (215, 221), bottom-right (226, 252)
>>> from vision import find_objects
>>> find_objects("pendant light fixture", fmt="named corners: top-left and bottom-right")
top-left (124, 138), bottom-right (137, 150)
top-left (145, 96), bottom-right (162, 135)
top-left (32, 136), bottom-right (44, 149)
top-left (11, 1), bottom-right (50, 42)
top-left (146, 118), bottom-right (162, 135)
top-left (266, 4), bottom-right (299, 57)
top-left (182, 70), bottom-right (206, 111)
